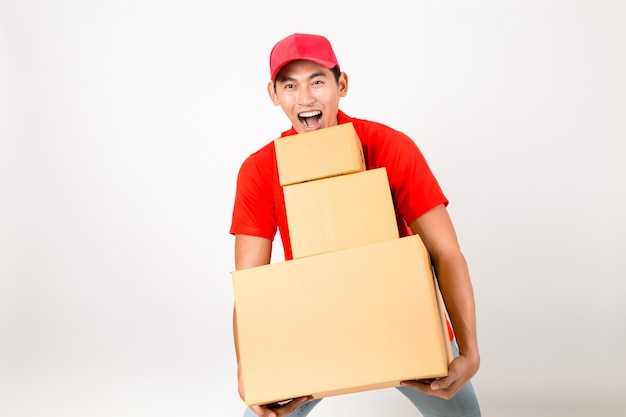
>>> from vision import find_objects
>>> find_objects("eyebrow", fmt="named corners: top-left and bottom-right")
top-left (277, 71), bottom-right (328, 84)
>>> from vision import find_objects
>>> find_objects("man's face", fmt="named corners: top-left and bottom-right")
top-left (268, 60), bottom-right (348, 134)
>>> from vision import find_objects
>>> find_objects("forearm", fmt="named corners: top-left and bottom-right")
top-left (233, 307), bottom-right (245, 400)
top-left (433, 251), bottom-right (480, 364)
top-left (408, 206), bottom-right (479, 365)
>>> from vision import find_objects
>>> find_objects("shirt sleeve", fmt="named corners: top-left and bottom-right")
top-left (229, 152), bottom-right (277, 240)
top-left (381, 129), bottom-right (448, 225)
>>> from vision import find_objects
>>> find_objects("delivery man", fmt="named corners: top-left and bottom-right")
top-left (230, 33), bottom-right (481, 417)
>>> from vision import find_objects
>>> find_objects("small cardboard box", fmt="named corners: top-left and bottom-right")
top-left (283, 168), bottom-right (399, 259)
top-left (274, 122), bottom-right (366, 186)
top-left (232, 235), bottom-right (452, 406)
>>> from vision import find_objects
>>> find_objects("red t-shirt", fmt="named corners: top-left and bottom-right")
top-left (230, 110), bottom-right (454, 340)
top-left (230, 110), bottom-right (448, 256)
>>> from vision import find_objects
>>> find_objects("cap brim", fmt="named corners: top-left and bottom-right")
top-left (271, 57), bottom-right (338, 80)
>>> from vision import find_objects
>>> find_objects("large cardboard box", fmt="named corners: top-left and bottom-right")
top-left (283, 168), bottom-right (399, 259)
top-left (232, 235), bottom-right (452, 406)
top-left (274, 122), bottom-right (366, 186)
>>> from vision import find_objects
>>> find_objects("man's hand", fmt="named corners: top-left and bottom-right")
top-left (238, 368), bottom-right (312, 417)
top-left (400, 353), bottom-right (479, 400)
top-left (405, 206), bottom-right (480, 400)
top-left (248, 396), bottom-right (313, 417)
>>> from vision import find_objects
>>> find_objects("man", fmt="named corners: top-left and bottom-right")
top-left (230, 33), bottom-right (481, 417)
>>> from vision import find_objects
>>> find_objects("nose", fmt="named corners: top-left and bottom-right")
top-left (298, 86), bottom-right (315, 105)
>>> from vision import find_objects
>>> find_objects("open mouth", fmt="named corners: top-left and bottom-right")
top-left (298, 110), bottom-right (322, 128)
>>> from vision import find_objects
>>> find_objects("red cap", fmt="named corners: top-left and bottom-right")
top-left (269, 33), bottom-right (339, 81)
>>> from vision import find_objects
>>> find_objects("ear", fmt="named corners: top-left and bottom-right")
top-left (267, 82), bottom-right (280, 106)
top-left (338, 72), bottom-right (349, 97)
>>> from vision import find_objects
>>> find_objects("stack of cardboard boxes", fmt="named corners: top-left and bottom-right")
top-left (232, 123), bottom-right (453, 407)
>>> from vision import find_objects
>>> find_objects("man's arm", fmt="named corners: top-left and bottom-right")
top-left (401, 204), bottom-right (480, 400)
top-left (234, 234), bottom-right (273, 270)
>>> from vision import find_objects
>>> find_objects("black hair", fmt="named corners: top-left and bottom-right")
top-left (273, 65), bottom-right (341, 91)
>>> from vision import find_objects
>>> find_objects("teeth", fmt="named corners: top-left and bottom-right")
top-left (298, 110), bottom-right (321, 118)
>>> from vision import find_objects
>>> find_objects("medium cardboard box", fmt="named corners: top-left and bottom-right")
top-left (274, 122), bottom-right (366, 186)
top-left (283, 168), bottom-right (399, 259)
top-left (232, 235), bottom-right (452, 406)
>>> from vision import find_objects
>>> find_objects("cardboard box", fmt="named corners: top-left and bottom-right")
top-left (274, 122), bottom-right (366, 186)
top-left (232, 235), bottom-right (452, 406)
top-left (284, 168), bottom-right (399, 259)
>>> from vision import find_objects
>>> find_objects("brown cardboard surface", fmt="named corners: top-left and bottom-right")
top-left (283, 168), bottom-right (399, 259)
top-left (232, 235), bottom-right (450, 406)
top-left (274, 122), bottom-right (366, 186)
top-left (435, 274), bottom-right (455, 363)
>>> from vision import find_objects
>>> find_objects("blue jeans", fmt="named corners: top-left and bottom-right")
top-left (242, 341), bottom-right (481, 417)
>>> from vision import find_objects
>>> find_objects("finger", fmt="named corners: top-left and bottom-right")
top-left (403, 379), bottom-right (460, 399)
top-left (400, 380), bottom-right (433, 396)
top-left (400, 379), bottom-right (433, 387)
top-left (430, 376), bottom-right (451, 391)
top-left (280, 396), bottom-right (313, 414)
top-left (250, 404), bottom-right (272, 417)
top-left (258, 396), bottom-right (312, 417)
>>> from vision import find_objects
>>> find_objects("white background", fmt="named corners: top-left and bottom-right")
top-left (1, 1), bottom-right (625, 416)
